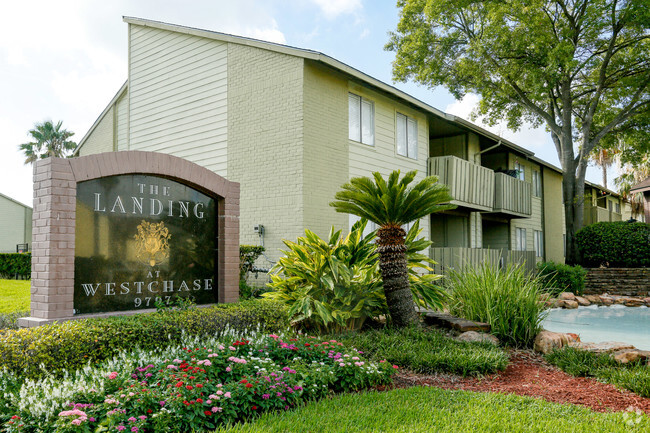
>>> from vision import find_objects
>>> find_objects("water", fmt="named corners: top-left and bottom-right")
top-left (543, 304), bottom-right (650, 350)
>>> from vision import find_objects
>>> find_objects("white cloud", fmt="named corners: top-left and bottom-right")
top-left (227, 19), bottom-right (286, 44)
top-left (310, 0), bottom-right (362, 19)
top-left (359, 28), bottom-right (370, 39)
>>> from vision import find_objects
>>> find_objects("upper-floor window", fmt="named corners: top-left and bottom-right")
top-left (349, 93), bottom-right (374, 146)
top-left (515, 227), bottom-right (526, 251)
top-left (615, 202), bottom-right (621, 214)
top-left (396, 113), bottom-right (417, 159)
top-left (532, 170), bottom-right (542, 197)
top-left (514, 162), bottom-right (525, 181)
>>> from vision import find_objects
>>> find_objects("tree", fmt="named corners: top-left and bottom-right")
top-left (19, 120), bottom-right (76, 164)
top-left (387, 0), bottom-right (650, 263)
top-left (330, 170), bottom-right (454, 327)
top-left (590, 147), bottom-right (616, 188)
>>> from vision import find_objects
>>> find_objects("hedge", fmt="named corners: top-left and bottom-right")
top-left (0, 253), bottom-right (30, 278)
top-left (576, 222), bottom-right (650, 267)
top-left (0, 299), bottom-right (289, 379)
top-left (536, 261), bottom-right (587, 295)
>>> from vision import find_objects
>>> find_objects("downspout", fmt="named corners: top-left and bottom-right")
top-left (473, 140), bottom-right (502, 164)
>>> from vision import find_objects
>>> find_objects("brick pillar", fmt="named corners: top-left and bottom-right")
top-left (19, 158), bottom-right (76, 327)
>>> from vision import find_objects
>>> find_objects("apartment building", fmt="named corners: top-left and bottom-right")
top-left (76, 17), bottom-right (572, 272)
top-left (0, 193), bottom-right (32, 253)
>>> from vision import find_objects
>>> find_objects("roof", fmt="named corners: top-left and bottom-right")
top-left (584, 180), bottom-right (621, 198)
top-left (0, 192), bottom-right (32, 209)
top-left (631, 177), bottom-right (650, 194)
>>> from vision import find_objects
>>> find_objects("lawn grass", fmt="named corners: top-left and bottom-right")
top-left (214, 386), bottom-right (647, 433)
top-left (546, 347), bottom-right (650, 398)
top-left (0, 279), bottom-right (30, 313)
top-left (333, 325), bottom-right (509, 376)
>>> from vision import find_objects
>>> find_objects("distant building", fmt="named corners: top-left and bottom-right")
top-left (0, 193), bottom-right (32, 253)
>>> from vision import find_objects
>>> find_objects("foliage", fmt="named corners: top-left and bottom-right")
top-left (18, 120), bottom-right (76, 164)
top-left (0, 253), bottom-right (31, 278)
top-left (330, 170), bottom-right (454, 327)
top-left (0, 300), bottom-right (289, 379)
top-left (265, 220), bottom-right (447, 332)
top-left (214, 386), bottom-right (649, 433)
top-left (0, 279), bottom-right (30, 314)
top-left (536, 261), bottom-right (587, 296)
top-left (387, 0), bottom-right (650, 264)
top-left (0, 311), bottom-right (29, 331)
top-left (239, 245), bottom-right (265, 281)
top-left (446, 264), bottom-right (547, 348)
top-left (333, 325), bottom-right (508, 377)
top-left (546, 347), bottom-right (650, 398)
top-left (576, 221), bottom-right (650, 267)
top-left (0, 332), bottom-right (395, 433)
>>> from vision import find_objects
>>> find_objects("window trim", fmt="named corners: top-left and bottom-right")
top-left (514, 162), bottom-right (525, 181)
top-left (348, 93), bottom-right (375, 146)
top-left (515, 227), bottom-right (526, 251)
top-left (396, 112), bottom-right (418, 159)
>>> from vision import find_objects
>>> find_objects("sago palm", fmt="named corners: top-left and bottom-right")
top-left (19, 120), bottom-right (76, 164)
top-left (330, 170), bottom-right (455, 327)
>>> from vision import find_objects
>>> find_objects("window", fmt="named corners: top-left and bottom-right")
top-left (615, 202), bottom-right (621, 214)
top-left (532, 171), bottom-right (542, 197)
top-left (515, 227), bottom-right (526, 251)
top-left (514, 162), bottom-right (525, 181)
top-left (534, 230), bottom-right (544, 257)
top-left (396, 113), bottom-right (418, 159)
top-left (349, 93), bottom-right (374, 145)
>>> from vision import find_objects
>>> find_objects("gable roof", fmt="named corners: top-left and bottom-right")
top-left (0, 192), bottom-right (31, 209)
top-left (631, 177), bottom-right (650, 194)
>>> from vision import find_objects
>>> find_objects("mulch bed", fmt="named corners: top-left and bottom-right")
top-left (391, 350), bottom-right (650, 414)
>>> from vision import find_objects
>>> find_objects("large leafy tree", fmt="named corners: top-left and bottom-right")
top-left (19, 120), bottom-right (76, 164)
top-left (330, 170), bottom-right (454, 327)
top-left (387, 0), bottom-right (650, 263)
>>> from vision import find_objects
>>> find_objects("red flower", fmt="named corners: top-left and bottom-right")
top-left (197, 398), bottom-right (204, 403)
top-left (147, 409), bottom-right (153, 413)
top-left (252, 406), bottom-right (258, 410)
top-left (204, 410), bottom-right (212, 416)
top-left (196, 384), bottom-right (203, 388)
top-left (304, 343), bottom-right (310, 347)
top-left (183, 401), bottom-right (190, 406)
top-left (175, 382), bottom-right (184, 388)
top-left (239, 379), bottom-right (248, 384)
top-left (186, 385), bottom-right (194, 390)
top-left (245, 383), bottom-right (253, 388)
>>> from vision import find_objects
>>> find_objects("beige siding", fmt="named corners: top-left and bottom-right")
top-left (509, 156), bottom-right (542, 258)
top-left (128, 24), bottom-right (228, 175)
top-left (0, 196), bottom-right (31, 253)
top-left (302, 62), bottom-right (348, 238)
top-left (115, 91), bottom-right (129, 151)
top-left (346, 82), bottom-right (430, 240)
top-left (542, 168), bottom-right (565, 263)
top-left (227, 43), bottom-right (305, 262)
top-left (78, 106), bottom-right (114, 156)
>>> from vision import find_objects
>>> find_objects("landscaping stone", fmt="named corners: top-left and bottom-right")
top-left (456, 331), bottom-right (500, 346)
top-left (533, 330), bottom-right (581, 354)
top-left (599, 295), bottom-right (614, 306)
top-left (574, 296), bottom-right (591, 306)
top-left (644, 297), bottom-right (650, 307)
top-left (568, 341), bottom-right (636, 353)
top-left (623, 298), bottom-right (645, 307)
top-left (559, 292), bottom-right (576, 301)
top-left (423, 312), bottom-right (491, 332)
top-left (613, 350), bottom-right (650, 364)
top-left (559, 299), bottom-right (579, 309)
top-left (584, 295), bottom-right (602, 305)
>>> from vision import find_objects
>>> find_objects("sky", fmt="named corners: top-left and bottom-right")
top-left (1, 0), bottom-right (607, 206)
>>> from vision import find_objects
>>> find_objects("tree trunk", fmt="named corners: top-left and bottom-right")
top-left (376, 225), bottom-right (419, 327)
top-left (562, 161), bottom-right (587, 265)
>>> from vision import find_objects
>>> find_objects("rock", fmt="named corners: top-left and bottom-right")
top-left (559, 292), bottom-right (576, 301)
top-left (613, 350), bottom-right (650, 364)
top-left (456, 331), bottom-right (500, 346)
top-left (584, 295), bottom-right (602, 305)
top-left (613, 296), bottom-right (627, 305)
top-left (534, 330), bottom-right (581, 354)
top-left (423, 312), bottom-right (491, 332)
top-left (568, 341), bottom-right (636, 353)
top-left (575, 296), bottom-right (591, 306)
top-left (600, 295), bottom-right (614, 306)
top-left (624, 298), bottom-right (645, 307)
top-left (644, 297), bottom-right (650, 307)
top-left (559, 299), bottom-right (579, 309)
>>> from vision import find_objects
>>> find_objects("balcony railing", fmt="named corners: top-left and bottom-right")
top-left (492, 173), bottom-right (532, 217)
top-left (430, 247), bottom-right (537, 275)
top-left (428, 156), bottom-right (495, 212)
top-left (584, 205), bottom-right (622, 225)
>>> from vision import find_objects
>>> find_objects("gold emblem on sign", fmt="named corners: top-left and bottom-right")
top-left (134, 221), bottom-right (171, 267)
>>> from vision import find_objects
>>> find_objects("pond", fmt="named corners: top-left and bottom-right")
top-left (543, 304), bottom-right (650, 351)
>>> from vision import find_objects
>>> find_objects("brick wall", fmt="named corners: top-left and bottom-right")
top-left (584, 268), bottom-right (650, 297)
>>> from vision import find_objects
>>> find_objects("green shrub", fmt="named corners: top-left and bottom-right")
top-left (239, 245), bottom-right (265, 280)
top-left (265, 220), bottom-right (447, 332)
top-left (576, 221), bottom-right (650, 267)
top-left (0, 253), bottom-right (30, 279)
top-left (536, 261), bottom-right (587, 295)
top-left (0, 299), bottom-right (289, 379)
top-left (334, 326), bottom-right (508, 376)
top-left (0, 311), bottom-right (29, 331)
top-left (446, 264), bottom-right (547, 348)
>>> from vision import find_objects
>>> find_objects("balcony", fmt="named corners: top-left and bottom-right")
top-left (491, 172), bottom-right (532, 218)
top-left (430, 247), bottom-right (537, 275)
top-left (584, 205), bottom-right (622, 225)
top-left (428, 156), bottom-right (495, 212)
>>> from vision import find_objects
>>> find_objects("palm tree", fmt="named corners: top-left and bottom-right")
top-left (18, 120), bottom-right (76, 164)
top-left (330, 170), bottom-right (455, 327)
top-left (590, 147), bottom-right (616, 188)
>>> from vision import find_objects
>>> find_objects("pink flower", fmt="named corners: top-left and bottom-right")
top-left (392, 365), bottom-right (399, 369)
top-left (116, 427), bottom-right (126, 432)
top-left (224, 392), bottom-right (231, 398)
top-left (128, 417), bottom-right (137, 422)
top-left (225, 367), bottom-right (231, 372)
top-left (339, 363), bottom-right (345, 367)
top-left (167, 365), bottom-right (178, 370)
top-left (269, 334), bottom-right (279, 339)
top-left (131, 428), bottom-right (139, 432)
top-left (211, 407), bottom-right (222, 413)
top-left (138, 415), bottom-right (147, 421)
top-left (71, 419), bottom-right (82, 426)
top-left (107, 372), bottom-right (118, 380)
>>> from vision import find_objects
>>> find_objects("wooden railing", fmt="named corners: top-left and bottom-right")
top-left (428, 156), bottom-right (495, 212)
top-left (493, 173), bottom-right (532, 217)
top-left (584, 205), bottom-right (623, 225)
top-left (430, 247), bottom-right (537, 275)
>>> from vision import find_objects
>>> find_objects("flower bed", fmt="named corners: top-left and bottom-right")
top-left (0, 332), bottom-right (395, 432)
